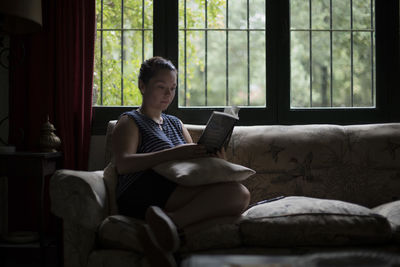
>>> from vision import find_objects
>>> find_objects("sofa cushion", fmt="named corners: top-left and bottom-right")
top-left (240, 196), bottom-right (392, 247)
top-left (98, 215), bottom-right (243, 253)
top-left (373, 200), bottom-right (400, 243)
top-left (153, 157), bottom-right (255, 186)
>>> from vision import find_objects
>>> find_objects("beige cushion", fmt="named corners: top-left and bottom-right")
top-left (373, 200), bottom-right (400, 243)
top-left (153, 157), bottom-right (255, 186)
top-left (240, 196), bottom-right (392, 247)
top-left (98, 215), bottom-right (243, 253)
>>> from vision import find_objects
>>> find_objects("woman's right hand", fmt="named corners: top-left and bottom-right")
top-left (170, 143), bottom-right (209, 160)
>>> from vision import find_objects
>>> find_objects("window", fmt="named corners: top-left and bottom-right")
top-left (178, 0), bottom-right (266, 107)
top-left (290, 0), bottom-right (375, 108)
top-left (94, 0), bottom-right (153, 106)
top-left (92, 0), bottom-right (399, 134)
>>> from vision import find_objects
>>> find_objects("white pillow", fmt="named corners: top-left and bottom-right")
top-left (153, 157), bottom-right (255, 186)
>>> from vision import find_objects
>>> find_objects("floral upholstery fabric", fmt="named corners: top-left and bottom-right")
top-left (187, 123), bottom-right (400, 208)
top-left (50, 122), bottom-right (400, 267)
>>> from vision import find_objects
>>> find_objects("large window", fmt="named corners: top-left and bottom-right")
top-left (94, 0), bottom-right (153, 106)
top-left (178, 0), bottom-right (266, 107)
top-left (290, 0), bottom-right (375, 108)
top-left (92, 0), bottom-right (399, 134)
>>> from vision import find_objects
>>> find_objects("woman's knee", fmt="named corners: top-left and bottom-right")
top-left (223, 182), bottom-right (251, 211)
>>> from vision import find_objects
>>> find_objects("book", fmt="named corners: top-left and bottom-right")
top-left (197, 107), bottom-right (240, 153)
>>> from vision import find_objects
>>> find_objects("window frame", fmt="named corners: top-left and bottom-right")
top-left (92, 0), bottom-right (399, 135)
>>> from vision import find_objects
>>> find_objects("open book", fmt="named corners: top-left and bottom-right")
top-left (197, 107), bottom-right (240, 153)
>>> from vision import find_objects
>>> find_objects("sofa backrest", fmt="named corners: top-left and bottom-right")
top-left (105, 121), bottom-right (400, 208)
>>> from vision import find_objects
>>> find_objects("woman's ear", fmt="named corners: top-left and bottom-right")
top-left (138, 80), bottom-right (145, 95)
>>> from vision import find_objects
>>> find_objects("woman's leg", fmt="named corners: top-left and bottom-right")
top-left (164, 182), bottom-right (250, 228)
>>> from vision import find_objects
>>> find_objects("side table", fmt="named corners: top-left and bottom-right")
top-left (0, 151), bottom-right (62, 266)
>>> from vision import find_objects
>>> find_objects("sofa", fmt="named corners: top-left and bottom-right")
top-left (50, 121), bottom-right (400, 267)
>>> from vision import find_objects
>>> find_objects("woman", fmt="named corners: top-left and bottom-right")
top-left (112, 57), bottom-right (250, 267)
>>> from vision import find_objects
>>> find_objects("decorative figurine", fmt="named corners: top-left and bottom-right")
top-left (39, 115), bottom-right (61, 152)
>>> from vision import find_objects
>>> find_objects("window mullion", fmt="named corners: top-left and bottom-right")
top-left (100, 0), bottom-right (104, 105)
top-left (121, 0), bottom-right (124, 106)
top-left (205, 1), bottom-right (208, 106)
top-left (309, 0), bottom-right (313, 108)
top-left (226, 0), bottom-right (229, 106)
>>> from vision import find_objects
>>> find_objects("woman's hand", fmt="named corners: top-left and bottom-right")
top-left (170, 143), bottom-right (209, 160)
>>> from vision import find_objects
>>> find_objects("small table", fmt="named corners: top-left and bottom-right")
top-left (0, 151), bottom-right (62, 266)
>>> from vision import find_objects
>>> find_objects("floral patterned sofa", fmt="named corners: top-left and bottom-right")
top-left (50, 121), bottom-right (400, 267)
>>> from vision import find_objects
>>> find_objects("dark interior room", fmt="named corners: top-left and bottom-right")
top-left (0, 0), bottom-right (399, 267)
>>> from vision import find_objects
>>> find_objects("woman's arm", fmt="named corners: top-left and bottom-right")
top-left (112, 115), bottom-right (208, 174)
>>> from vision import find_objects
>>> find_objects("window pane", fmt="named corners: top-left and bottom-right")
top-left (228, 0), bottom-right (247, 29)
top-left (332, 0), bottom-right (351, 30)
top-left (250, 31), bottom-right (266, 106)
top-left (185, 1), bottom-right (205, 28)
top-left (123, 31), bottom-right (143, 106)
top-left (94, 34), bottom-right (102, 105)
top-left (103, 31), bottom-right (122, 106)
top-left (228, 31), bottom-right (248, 106)
top-left (207, 31), bottom-right (226, 106)
top-left (186, 31), bottom-right (206, 106)
top-left (249, 0), bottom-right (265, 29)
top-left (312, 0), bottom-right (330, 30)
top-left (353, 32), bottom-right (374, 107)
top-left (144, 0), bottom-right (153, 28)
top-left (208, 1), bottom-right (226, 29)
top-left (311, 31), bottom-right (331, 107)
top-left (124, 1), bottom-right (142, 28)
top-left (291, 0), bottom-right (309, 29)
top-left (144, 30), bottom-right (153, 60)
top-left (96, 0), bottom-right (102, 30)
top-left (291, 31), bottom-right (311, 108)
top-left (353, 0), bottom-right (373, 30)
top-left (103, 0), bottom-right (122, 29)
top-left (332, 32), bottom-right (351, 107)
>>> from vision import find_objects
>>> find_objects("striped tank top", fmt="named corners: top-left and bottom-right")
top-left (116, 109), bottom-right (186, 197)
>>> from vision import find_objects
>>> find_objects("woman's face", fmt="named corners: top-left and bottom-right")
top-left (140, 69), bottom-right (177, 111)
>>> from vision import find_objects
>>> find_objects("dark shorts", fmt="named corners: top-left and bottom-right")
top-left (116, 169), bottom-right (178, 220)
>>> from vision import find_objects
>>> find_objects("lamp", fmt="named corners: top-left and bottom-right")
top-left (0, 1), bottom-right (43, 34)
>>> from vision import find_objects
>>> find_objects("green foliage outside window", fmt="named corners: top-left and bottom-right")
top-left (94, 0), bottom-right (375, 109)
top-left (94, 0), bottom-right (153, 106)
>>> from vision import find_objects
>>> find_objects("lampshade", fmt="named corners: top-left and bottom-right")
top-left (0, 0), bottom-right (42, 34)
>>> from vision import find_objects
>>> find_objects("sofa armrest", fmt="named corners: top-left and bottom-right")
top-left (50, 169), bottom-right (107, 230)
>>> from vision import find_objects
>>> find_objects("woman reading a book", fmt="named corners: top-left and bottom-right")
top-left (112, 56), bottom-right (250, 267)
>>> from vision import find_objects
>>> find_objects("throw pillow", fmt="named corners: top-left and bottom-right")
top-left (241, 196), bottom-right (392, 247)
top-left (373, 200), bottom-right (400, 243)
top-left (153, 157), bottom-right (255, 186)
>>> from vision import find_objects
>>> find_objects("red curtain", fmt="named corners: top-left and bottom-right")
top-left (9, 0), bottom-right (96, 170)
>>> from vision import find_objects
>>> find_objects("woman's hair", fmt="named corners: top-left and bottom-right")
top-left (139, 56), bottom-right (177, 85)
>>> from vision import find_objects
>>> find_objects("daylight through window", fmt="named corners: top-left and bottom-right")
top-left (178, 0), bottom-right (267, 107)
top-left (290, 0), bottom-right (375, 108)
top-left (94, 0), bottom-right (153, 106)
